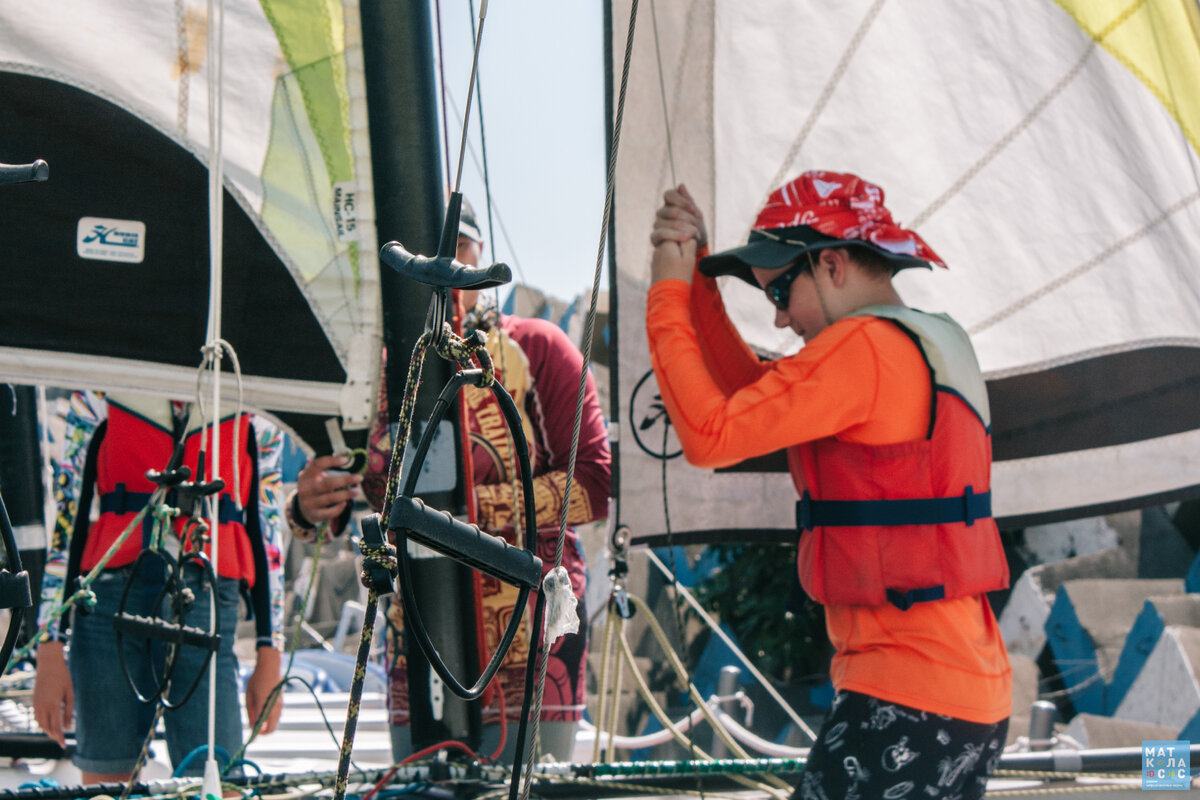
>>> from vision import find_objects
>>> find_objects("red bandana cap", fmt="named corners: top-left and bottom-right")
top-left (699, 171), bottom-right (946, 286)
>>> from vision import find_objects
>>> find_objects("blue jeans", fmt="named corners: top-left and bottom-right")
top-left (69, 562), bottom-right (243, 776)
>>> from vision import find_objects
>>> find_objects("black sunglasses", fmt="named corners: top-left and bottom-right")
top-left (764, 251), bottom-right (817, 310)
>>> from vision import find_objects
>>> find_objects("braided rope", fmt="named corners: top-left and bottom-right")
top-left (520, 2), bottom-right (642, 794)
top-left (333, 541), bottom-right (398, 800)
top-left (118, 702), bottom-right (168, 800)
top-left (9, 493), bottom-right (167, 668)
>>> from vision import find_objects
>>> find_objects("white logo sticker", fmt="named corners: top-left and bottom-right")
top-left (333, 181), bottom-right (358, 243)
top-left (76, 217), bottom-right (145, 263)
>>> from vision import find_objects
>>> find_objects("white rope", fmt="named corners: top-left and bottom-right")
top-left (645, 549), bottom-right (817, 742)
top-left (203, 0), bottom-right (226, 777)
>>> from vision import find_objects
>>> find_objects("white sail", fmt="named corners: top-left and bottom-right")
top-left (614, 0), bottom-right (1200, 535)
top-left (0, 0), bottom-right (381, 440)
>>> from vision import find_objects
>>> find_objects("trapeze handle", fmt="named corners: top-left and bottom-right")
top-left (112, 611), bottom-right (221, 652)
top-left (388, 496), bottom-right (542, 590)
top-left (379, 242), bottom-right (511, 289)
top-left (0, 160), bottom-right (48, 185)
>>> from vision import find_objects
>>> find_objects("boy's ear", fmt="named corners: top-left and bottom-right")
top-left (822, 248), bottom-right (851, 287)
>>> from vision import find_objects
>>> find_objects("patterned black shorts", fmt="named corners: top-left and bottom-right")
top-left (793, 691), bottom-right (1008, 800)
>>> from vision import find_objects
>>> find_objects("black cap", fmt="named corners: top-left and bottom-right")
top-left (698, 226), bottom-right (932, 288)
top-left (459, 196), bottom-right (484, 243)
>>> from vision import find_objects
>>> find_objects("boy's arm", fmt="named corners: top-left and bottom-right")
top-left (648, 275), bottom-right (879, 468)
top-left (651, 184), bottom-right (766, 394)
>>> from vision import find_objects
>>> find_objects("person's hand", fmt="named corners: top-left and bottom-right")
top-left (651, 184), bottom-right (708, 249)
top-left (295, 454), bottom-right (362, 526)
top-left (32, 642), bottom-right (72, 748)
top-left (244, 645), bottom-right (283, 734)
top-left (651, 238), bottom-right (697, 285)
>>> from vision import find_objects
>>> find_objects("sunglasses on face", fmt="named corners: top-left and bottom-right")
top-left (764, 251), bottom-right (817, 310)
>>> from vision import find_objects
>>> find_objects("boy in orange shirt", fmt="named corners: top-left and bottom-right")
top-left (646, 172), bottom-right (1011, 800)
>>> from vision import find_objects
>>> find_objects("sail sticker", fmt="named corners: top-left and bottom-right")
top-left (332, 181), bottom-right (358, 243)
top-left (76, 217), bottom-right (146, 263)
top-left (629, 370), bottom-right (683, 460)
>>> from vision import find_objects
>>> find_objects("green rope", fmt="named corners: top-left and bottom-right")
top-left (9, 492), bottom-right (172, 668)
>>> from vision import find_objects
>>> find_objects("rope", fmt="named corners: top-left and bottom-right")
top-left (648, 0), bottom-right (676, 187)
top-left (618, 594), bottom-right (792, 795)
top-left (433, 0), bottom-right (453, 189)
top-left (118, 702), bottom-right (168, 800)
top-left (645, 550), bottom-right (817, 742)
top-left (332, 539), bottom-right (398, 800)
top-left (452, 0), bottom-right (488, 194)
top-left (519, 2), bottom-right (643, 796)
top-left (9, 495), bottom-right (162, 668)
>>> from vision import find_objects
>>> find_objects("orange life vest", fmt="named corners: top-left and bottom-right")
top-left (792, 307), bottom-right (1010, 609)
top-left (79, 397), bottom-right (257, 584)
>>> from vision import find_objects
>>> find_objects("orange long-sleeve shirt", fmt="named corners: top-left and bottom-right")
top-left (646, 273), bottom-right (1011, 724)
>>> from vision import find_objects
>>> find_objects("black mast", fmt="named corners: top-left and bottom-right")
top-left (359, 0), bottom-right (481, 754)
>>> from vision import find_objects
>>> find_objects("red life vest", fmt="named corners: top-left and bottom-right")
top-left (792, 307), bottom-right (1010, 609)
top-left (79, 397), bottom-right (257, 584)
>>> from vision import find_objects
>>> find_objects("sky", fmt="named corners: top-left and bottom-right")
top-left (430, 0), bottom-right (609, 305)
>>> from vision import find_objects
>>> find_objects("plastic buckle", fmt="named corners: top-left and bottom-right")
top-left (795, 492), bottom-right (813, 532)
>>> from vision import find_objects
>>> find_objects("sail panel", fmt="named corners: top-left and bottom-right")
top-left (614, 0), bottom-right (1200, 536)
top-left (0, 0), bottom-right (380, 444)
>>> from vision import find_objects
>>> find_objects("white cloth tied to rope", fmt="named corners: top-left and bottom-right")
top-left (542, 565), bottom-right (579, 645)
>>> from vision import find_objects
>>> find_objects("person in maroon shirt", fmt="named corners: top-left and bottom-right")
top-left (292, 198), bottom-right (610, 763)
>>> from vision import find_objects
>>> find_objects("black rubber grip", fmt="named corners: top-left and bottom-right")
top-left (112, 612), bottom-right (221, 651)
top-left (0, 160), bottom-right (48, 185)
top-left (388, 496), bottom-right (542, 590)
top-left (0, 571), bottom-right (31, 610)
top-left (379, 242), bottom-right (511, 289)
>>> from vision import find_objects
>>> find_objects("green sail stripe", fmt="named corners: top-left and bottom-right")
top-left (259, 0), bottom-right (353, 185)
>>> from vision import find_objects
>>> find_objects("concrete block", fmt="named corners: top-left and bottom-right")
top-left (1187, 551), bottom-right (1200, 593)
top-left (1107, 595), bottom-right (1200, 714)
top-left (1114, 626), bottom-right (1200, 732)
top-left (999, 547), bottom-right (1136, 659)
top-left (1019, 516), bottom-right (1119, 565)
top-left (1045, 579), bottom-right (1182, 715)
top-left (1062, 712), bottom-right (1176, 750)
top-left (1139, 506), bottom-right (1197, 579)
